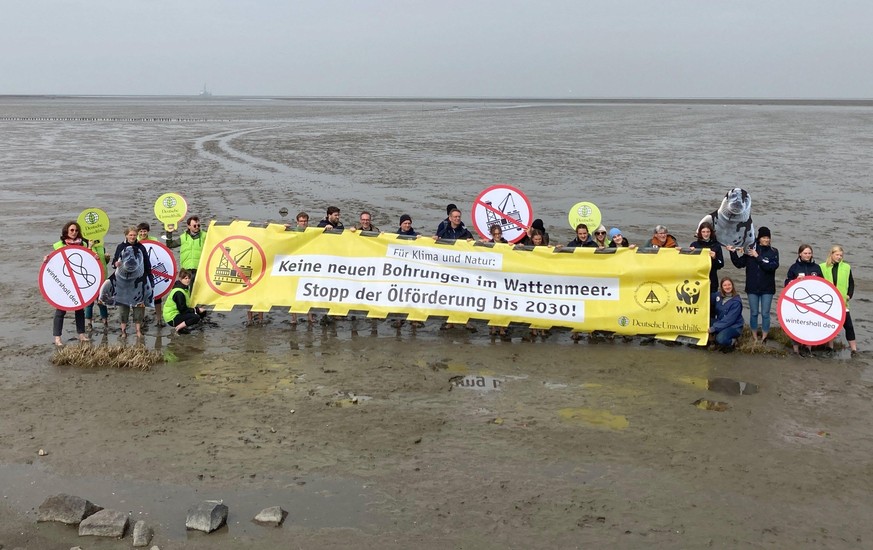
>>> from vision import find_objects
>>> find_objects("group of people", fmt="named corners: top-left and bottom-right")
top-left (49, 216), bottom-right (208, 345)
top-left (48, 205), bottom-right (858, 356)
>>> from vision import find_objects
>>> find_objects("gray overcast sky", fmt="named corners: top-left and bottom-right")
top-left (2, 0), bottom-right (871, 98)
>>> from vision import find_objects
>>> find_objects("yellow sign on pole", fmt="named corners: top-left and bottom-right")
top-left (154, 193), bottom-right (188, 232)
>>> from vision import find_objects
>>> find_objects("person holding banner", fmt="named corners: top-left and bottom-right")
top-left (48, 221), bottom-right (91, 346)
top-left (607, 228), bottom-right (635, 249)
top-left (563, 224), bottom-right (596, 248)
top-left (352, 211), bottom-right (379, 233)
top-left (689, 221), bottom-right (725, 292)
top-left (317, 206), bottom-right (345, 230)
top-left (728, 226), bottom-right (779, 344)
top-left (435, 208), bottom-right (473, 240)
top-left (709, 277), bottom-right (744, 352)
top-left (166, 216), bottom-right (206, 288)
top-left (112, 227), bottom-right (154, 338)
top-left (648, 225), bottom-right (679, 249)
top-left (396, 214), bottom-right (419, 237)
top-left (820, 245), bottom-right (857, 355)
top-left (487, 224), bottom-right (508, 244)
top-left (592, 225), bottom-right (611, 249)
top-left (163, 269), bottom-right (207, 335)
top-left (784, 244), bottom-right (823, 356)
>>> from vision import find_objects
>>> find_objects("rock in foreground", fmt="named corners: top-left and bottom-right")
top-left (186, 500), bottom-right (228, 533)
top-left (37, 494), bottom-right (102, 524)
top-left (252, 506), bottom-right (287, 527)
top-left (78, 508), bottom-right (129, 538)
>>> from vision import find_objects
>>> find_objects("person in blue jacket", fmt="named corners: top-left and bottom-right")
top-left (434, 208), bottom-right (473, 240)
top-left (710, 276), bottom-right (744, 352)
top-left (728, 226), bottom-right (779, 344)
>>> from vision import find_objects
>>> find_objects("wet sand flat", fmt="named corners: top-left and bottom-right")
top-left (1, 97), bottom-right (872, 548)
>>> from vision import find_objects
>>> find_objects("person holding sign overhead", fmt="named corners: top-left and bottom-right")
top-left (728, 226), bottom-right (779, 344)
top-left (48, 221), bottom-right (91, 346)
top-left (820, 245), bottom-right (857, 355)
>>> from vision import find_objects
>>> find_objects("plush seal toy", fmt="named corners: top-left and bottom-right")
top-left (698, 188), bottom-right (755, 251)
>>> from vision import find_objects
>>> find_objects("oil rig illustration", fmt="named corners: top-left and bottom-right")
top-left (485, 192), bottom-right (523, 231)
top-left (213, 246), bottom-right (254, 287)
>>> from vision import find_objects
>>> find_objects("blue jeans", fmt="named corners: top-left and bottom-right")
top-left (747, 293), bottom-right (773, 332)
top-left (715, 326), bottom-right (743, 346)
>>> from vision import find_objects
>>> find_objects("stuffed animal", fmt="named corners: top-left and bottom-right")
top-left (698, 188), bottom-right (755, 251)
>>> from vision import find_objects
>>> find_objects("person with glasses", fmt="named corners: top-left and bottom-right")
top-left (353, 211), bottom-right (379, 233)
top-left (48, 221), bottom-right (91, 346)
top-left (592, 224), bottom-right (611, 249)
top-left (486, 224), bottom-right (508, 244)
top-left (648, 225), bottom-right (678, 249)
top-left (167, 216), bottom-right (207, 288)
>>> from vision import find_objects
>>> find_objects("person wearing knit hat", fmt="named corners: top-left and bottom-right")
top-left (396, 214), bottom-right (419, 237)
top-left (729, 225), bottom-right (780, 344)
top-left (607, 228), bottom-right (635, 249)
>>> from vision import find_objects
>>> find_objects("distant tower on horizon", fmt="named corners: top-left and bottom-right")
top-left (198, 84), bottom-right (212, 97)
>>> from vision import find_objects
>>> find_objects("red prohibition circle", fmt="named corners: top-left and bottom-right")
top-left (38, 245), bottom-right (105, 311)
top-left (471, 184), bottom-right (534, 243)
top-left (204, 235), bottom-right (267, 297)
top-left (777, 276), bottom-right (846, 346)
top-left (141, 240), bottom-right (178, 300)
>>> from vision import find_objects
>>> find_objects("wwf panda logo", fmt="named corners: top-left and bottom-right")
top-left (676, 280), bottom-right (701, 305)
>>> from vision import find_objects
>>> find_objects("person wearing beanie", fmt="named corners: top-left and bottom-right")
top-left (607, 228), bottom-right (635, 249)
top-left (729, 225), bottom-right (780, 343)
top-left (396, 214), bottom-right (419, 237)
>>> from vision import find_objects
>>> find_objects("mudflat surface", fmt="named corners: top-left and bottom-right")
top-left (1, 97), bottom-right (872, 549)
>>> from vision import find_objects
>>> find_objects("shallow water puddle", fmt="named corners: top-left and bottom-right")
top-left (707, 377), bottom-right (758, 395)
top-left (451, 374), bottom-right (503, 391)
top-left (692, 399), bottom-right (730, 412)
top-left (557, 408), bottom-right (629, 430)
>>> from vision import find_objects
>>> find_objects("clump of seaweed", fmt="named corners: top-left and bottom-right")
top-left (52, 344), bottom-right (163, 371)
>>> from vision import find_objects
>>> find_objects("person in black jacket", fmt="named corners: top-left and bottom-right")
top-left (729, 226), bottom-right (779, 344)
top-left (784, 244), bottom-right (823, 356)
top-left (689, 221), bottom-right (725, 292)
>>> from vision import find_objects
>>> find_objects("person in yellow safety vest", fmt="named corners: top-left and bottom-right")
top-left (166, 216), bottom-right (206, 289)
top-left (163, 269), bottom-right (207, 335)
top-left (820, 245), bottom-right (858, 355)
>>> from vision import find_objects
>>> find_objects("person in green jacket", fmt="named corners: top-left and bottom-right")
top-left (820, 245), bottom-right (857, 354)
top-left (163, 269), bottom-right (207, 335)
top-left (166, 216), bottom-right (206, 289)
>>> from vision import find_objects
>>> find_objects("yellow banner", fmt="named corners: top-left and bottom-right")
top-left (191, 221), bottom-right (712, 343)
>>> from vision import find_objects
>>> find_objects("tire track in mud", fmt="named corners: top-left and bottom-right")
top-left (192, 127), bottom-right (422, 220)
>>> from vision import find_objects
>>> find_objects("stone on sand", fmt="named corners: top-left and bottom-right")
top-left (186, 500), bottom-right (228, 533)
top-left (78, 508), bottom-right (129, 538)
top-left (37, 494), bottom-right (102, 524)
top-left (132, 519), bottom-right (153, 546)
top-left (252, 505), bottom-right (287, 526)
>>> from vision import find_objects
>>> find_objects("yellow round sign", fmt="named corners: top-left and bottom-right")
top-left (567, 201), bottom-right (602, 231)
top-left (77, 208), bottom-right (110, 243)
top-left (154, 193), bottom-right (188, 232)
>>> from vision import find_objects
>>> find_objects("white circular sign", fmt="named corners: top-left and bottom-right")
top-left (39, 245), bottom-right (105, 311)
top-left (471, 184), bottom-right (533, 243)
top-left (140, 240), bottom-right (178, 300)
top-left (777, 276), bottom-right (846, 346)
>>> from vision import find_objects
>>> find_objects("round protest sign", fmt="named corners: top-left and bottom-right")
top-left (39, 245), bottom-right (105, 311)
top-left (154, 192), bottom-right (188, 232)
top-left (77, 208), bottom-right (110, 243)
top-left (140, 240), bottom-right (178, 300)
top-left (777, 276), bottom-right (846, 346)
top-left (471, 184), bottom-right (533, 243)
top-left (567, 201), bottom-right (602, 231)
top-left (203, 236), bottom-right (267, 297)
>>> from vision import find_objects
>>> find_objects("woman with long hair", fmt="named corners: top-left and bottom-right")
top-left (820, 245), bottom-right (858, 355)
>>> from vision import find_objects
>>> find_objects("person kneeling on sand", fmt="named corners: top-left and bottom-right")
top-left (163, 269), bottom-right (207, 334)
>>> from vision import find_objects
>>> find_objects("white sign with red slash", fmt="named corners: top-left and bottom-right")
top-left (778, 277), bottom-right (846, 346)
top-left (140, 241), bottom-right (178, 300)
top-left (39, 245), bottom-right (105, 311)
top-left (471, 184), bottom-right (533, 243)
